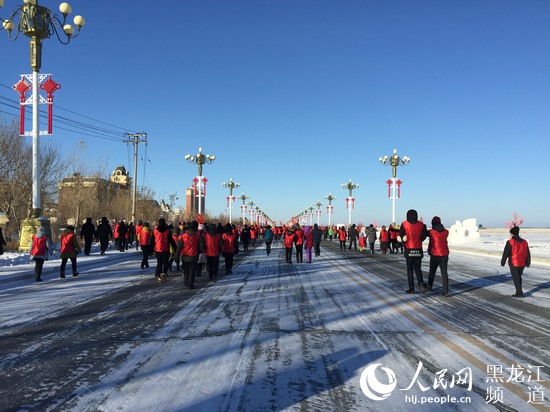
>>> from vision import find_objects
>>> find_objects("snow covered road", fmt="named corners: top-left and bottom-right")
top-left (0, 240), bottom-right (549, 411)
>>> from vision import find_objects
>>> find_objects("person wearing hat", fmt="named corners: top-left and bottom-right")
top-left (501, 225), bottom-right (531, 298)
top-left (398, 209), bottom-right (428, 294)
top-left (59, 225), bottom-right (81, 278)
top-left (427, 216), bottom-right (450, 296)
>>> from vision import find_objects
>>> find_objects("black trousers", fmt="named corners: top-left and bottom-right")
top-left (33, 258), bottom-right (45, 279)
top-left (155, 251), bottom-right (170, 276)
top-left (295, 244), bottom-right (303, 262)
top-left (285, 247), bottom-right (293, 263)
top-left (60, 257), bottom-right (77, 275)
top-left (428, 256), bottom-right (449, 293)
top-left (510, 265), bottom-right (525, 295)
top-left (314, 242), bottom-right (321, 256)
top-left (83, 237), bottom-right (93, 255)
top-left (207, 255), bottom-right (219, 280)
top-left (223, 252), bottom-right (234, 273)
top-left (182, 260), bottom-right (197, 287)
top-left (141, 245), bottom-right (150, 267)
top-left (406, 257), bottom-right (424, 290)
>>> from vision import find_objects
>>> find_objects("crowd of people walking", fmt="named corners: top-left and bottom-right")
top-left (19, 209), bottom-right (530, 299)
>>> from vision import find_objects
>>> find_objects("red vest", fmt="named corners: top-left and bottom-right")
top-left (31, 235), bottom-right (48, 256)
top-left (429, 229), bottom-right (449, 256)
top-left (284, 232), bottom-right (296, 248)
top-left (139, 229), bottom-right (151, 246)
top-left (338, 229), bottom-right (347, 241)
top-left (205, 233), bottom-right (221, 256)
top-left (61, 233), bottom-right (75, 253)
top-left (402, 221), bottom-right (424, 249)
top-left (154, 229), bottom-right (170, 252)
top-left (222, 233), bottom-right (236, 253)
top-left (294, 229), bottom-right (304, 245)
top-left (509, 238), bottom-right (529, 267)
top-left (181, 231), bottom-right (200, 256)
top-left (380, 230), bottom-right (389, 242)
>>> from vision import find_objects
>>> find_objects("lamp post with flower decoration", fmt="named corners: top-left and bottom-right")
top-left (185, 147), bottom-right (215, 216)
top-left (1, 0), bottom-right (85, 250)
top-left (222, 177), bottom-right (240, 224)
top-left (341, 179), bottom-right (359, 226)
top-left (379, 148), bottom-right (410, 226)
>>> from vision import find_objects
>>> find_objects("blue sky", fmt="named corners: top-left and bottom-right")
top-left (1, 1), bottom-right (549, 227)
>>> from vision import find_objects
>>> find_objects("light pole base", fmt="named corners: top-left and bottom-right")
top-left (18, 217), bottom-right (51, 252)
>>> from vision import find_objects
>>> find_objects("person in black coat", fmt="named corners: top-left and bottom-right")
top-left (311, 224), bottom-right (323, 257)
top-left (501, 226), bottom-right (531, 298)
top-left (0, 227), bottom-right (7, 255)
top-left (96, 217), bottom-right (113, 255)
top-left (80, 217), bottom-right (96, 255)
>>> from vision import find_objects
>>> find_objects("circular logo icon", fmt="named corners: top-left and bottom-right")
top-left (360, 363), bottom-right (397, 401)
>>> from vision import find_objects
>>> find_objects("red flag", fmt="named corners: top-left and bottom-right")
top-left (197, 213), bottom-right (205, 224)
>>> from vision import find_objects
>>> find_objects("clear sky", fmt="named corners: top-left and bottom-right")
top-left (1, 1), bottom-right (549, 227)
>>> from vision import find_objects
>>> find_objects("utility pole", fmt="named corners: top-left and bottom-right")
top-left (123, 132), bottom-right (147, 223)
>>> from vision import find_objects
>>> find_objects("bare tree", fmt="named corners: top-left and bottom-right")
top-left (0, 120), bottom-right (31, 234)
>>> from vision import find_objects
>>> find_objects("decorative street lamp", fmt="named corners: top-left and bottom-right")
top-left (238, 193), bottom-right (249, 225)
top-left (315, 201), bottom-right (323, 226)
top-left (222, 177), bottom-right (240, 224)
top-left (379, 148), bottom-right (410, 226)
top-left (341, 179), bottom-right (359, 226)
top-left (185, 147), bottom-right (215, 216)
top-left (1, 0), bottom-right (85, 250)
top-left (248, 200), bottom-right (254, 224)
top-left (324, 193), bottom-right (336, 226)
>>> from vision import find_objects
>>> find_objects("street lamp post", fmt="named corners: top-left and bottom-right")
top-left (1, 0), bottom-right (85, 250)
top-left (238, 193), bottom-right (249, 225)
top-left (185, 147), bottom-right (215, 216)
top-left (341, 179), bottom-right (359, 226)
top-left (222, 177), bottom-right (240, 224)
top-left (315, 201), bottom-right (322, 226)
top-left (379, 148), bottom-right (410, 226)
top-left (248, 200), bottom-right (254, 225)
top-left (324, 193), bottom-right (336, 226)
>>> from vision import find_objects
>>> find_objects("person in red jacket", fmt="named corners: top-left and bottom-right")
top-left (30, 226), bottom-right (52, 282)
top-left (427, 216), bottom-right (450, 296)
top-left (294, 224), bottom-right (304, 263)
top-left (59, 226), bottom-right (81, 278)
top-left (379, 225), bottom-right (390, 254)
top-left (180, 221), bottom-right (202, 289)
top-left (501, 225), bottom-right (531, 298)
top-left (138, 222), bottom-right (152, 269)
top-left (399, 209), bottom-right (428, 294)
top-left (135, 220), bottom-right (144, 251)
top-left (152, 218), bottom-right (176, 282)
top-left (338, 226), bottom-right (347, 251)
top-left (284, 224), bottom-right (296, 263)
top-left (303, 225), bottom-right (313, 263)
top-left (222, 223), bottom-right (237, 274)
top-left (205, 223), bottom-right (223, 281)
